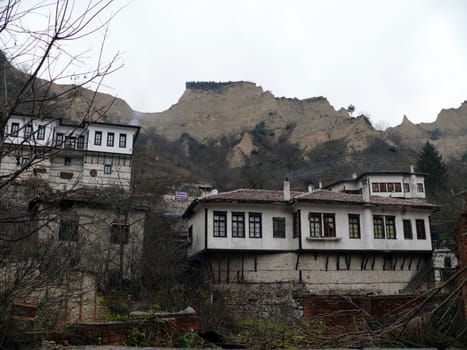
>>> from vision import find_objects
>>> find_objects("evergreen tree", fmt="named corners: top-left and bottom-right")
top-left (416, 141), bottom-right (448, 195)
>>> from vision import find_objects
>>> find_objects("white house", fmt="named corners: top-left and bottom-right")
top-left (183, 169), bottom-right (439, 295)
top-left (0, 114), bottom-right (140, 192)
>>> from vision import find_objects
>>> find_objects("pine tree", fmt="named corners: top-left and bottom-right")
top-left (416, 141), bottom-right (448, 195)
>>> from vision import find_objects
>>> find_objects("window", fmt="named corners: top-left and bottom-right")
top-left (94, 131), bottom-right (102, 145)
top-left (373, 216), bottom-right (385, 239)
top-left (309, 213), bottom-right (336, 238)
top-left (77, 135), bottom-right (85, 149)
top-left (119, 133), bottom-right (127, 148)
top-left (337, 255), bottom-right (351, 270)
top-left (293, 212), bottom-right (299, 238)
top-left (37, 125), bottom-right (45, 140)
top-left (249, 212), bottom-right (262, 238)
top-left (372, 182), bottom-right (403, 193)
top-left (416, 219), bottom-right (426, 239)
top-left (232, 212), bottom-right (245, 238)
top-left (309, 213), bottom-right (322, 237)
top-left (59, 214), bottom-right (79, 241)
top-left (403, 183), bottom-right (410, 192)
top-left (21, 157), bottom-right (29, 165)
top-left (10, 122), bottom-right (19, 137)
top-left (107, 132), bottom-right (114, 147)
top-left (56, 133), bottom-right (64, 147)
top-left (348, 214), bottom-right (361, 239)
top-left (417, 183), bottom-right (424, 192)
top-left (374, 215), bottom-right (397, 239)
top-left (104, 164), bottom-right (112, 174)
top-left (403, 219), bottom-right (413, 239)
top-left (213, 211), bottom-right (227, 237)
top-left (385, 216), bottom-right (396, 239)
top-left (64, 157), bottom-right (71, 166)
top-left (24, 124), bottom-right (32, 138)
top-left (372, 183), bottom-right (379, 192)
top-left (65, 136), bottom-right (75, 148)
top-left (187, 225), bottom-right (193, 242)
top-left (273, 217), bottom-right (286, 238)
top-left (110, 222), bottom-right (129, 244)
top-left (323, 214), bottom-right (336, 237)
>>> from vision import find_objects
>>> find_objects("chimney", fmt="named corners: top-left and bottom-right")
top-left (308, 184), bottom-right (314, 192)
top-left (319, 181), bottom-right (322, 189)
top-left (410, 164), bottom-right (416, 195)
top-left (283, 178), bottom-right (291, 200)
top-left (410, 164), bottom-right (415, 174)
top-left (362, 178), bottom-right (370, 202)
top-left (352, 173), bottom-right (357, 179)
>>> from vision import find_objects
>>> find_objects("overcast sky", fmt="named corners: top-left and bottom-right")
top-left (18, 0), bottom-right (467, 127)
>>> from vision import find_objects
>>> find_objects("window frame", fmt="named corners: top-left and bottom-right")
top-left (37, 125), bottom-right (45, 140)
top-left (104, 164), bottom-right (112, 174)
top-left (64, 157), bottom-right (72, 166)
top-left (94, 131), bottom-right (102, 145)
top-left (231, 211), bottom-right (245, 238)
top-left (417, 183), bottom-right (424, 193)
top-left (373, 215), bottom-right (385, 239)
top-left (59, 214), bottom-right (79, 242)
top-left (273, 217), bottom-right (286, 238)
top-left (56, 133), bottom-right (64, 147)
top-left (10, 122), bottom-right (19, 137)
top-left (110, 222), bottom-right (130, 244)
top-left (248, 212), bottom-right (262, 238)
top-left (348, 214), bottom-right (361, 239)
top-left (77, 135), bottom-right (85, 149)
top-left (323, 213), bottom-right (336, 237)
top-left (403, 219), bottom-right (413, 239)
top-left (403, 183), bottom-right (410, 192)
top-left (24, 124), bottom-right (33, 138)
top-left (213, 211), bottom-right (227, 237)
top-left (309, 213), bottom-right (322, 238)
top-left (416, 219), bottom-right (426, 239)
top-left (385, 216), bottom-right (396, 239)
top-left (119, 133), bottom-right (127, 148)
top-left (107, 132), bottom-right (115, 147)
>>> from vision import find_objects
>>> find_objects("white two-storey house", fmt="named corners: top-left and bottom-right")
top-left (1, 114), bottom-right (140, 191)
top-left (183, 169), bottom-right (439, 295)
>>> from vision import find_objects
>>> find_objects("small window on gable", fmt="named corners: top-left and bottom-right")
top-left (273, 217), bottom-right (286, 238)
top-left (110, 222), bottom-right (129, 244)
top-left (37, 125), bottom-right (45, 140)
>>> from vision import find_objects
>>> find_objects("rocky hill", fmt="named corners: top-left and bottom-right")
top-left (384, 102), bottom-right (467, 159)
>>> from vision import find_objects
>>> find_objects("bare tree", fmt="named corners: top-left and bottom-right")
top-left (0, 0), bottom-right (127, 342)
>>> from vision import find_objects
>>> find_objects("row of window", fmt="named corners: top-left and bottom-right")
top-left (214, 211), bottom-right (287, 238)
top-left (10, 122), bottom-right (46, 140)
top-left (56, 134), bottom-right (86, 149)
top-left (63, 157), bottom-right (113, 174)
top-left (371, 182), bottom-right (424, 193)
top-left (94, 131), bottom-right (127, 148)
top-left (59, 216), bottom-right (129, 244)
top-left (212, 211), bottom-right (427, 240)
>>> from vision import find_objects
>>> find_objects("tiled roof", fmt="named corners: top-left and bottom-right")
top-left (202, 189), bottom-right (305, 203)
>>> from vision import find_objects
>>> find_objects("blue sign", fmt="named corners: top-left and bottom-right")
top-left (175, 191), bottom-right (189, 202)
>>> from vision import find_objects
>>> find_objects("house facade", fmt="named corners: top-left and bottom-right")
top-left (1, 114), bottom-right (140, 191)
top-left (184, 170), bottom-right (439, 297)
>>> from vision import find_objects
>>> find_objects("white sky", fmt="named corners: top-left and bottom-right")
top-left (13, 0), bottom-right (467, 127)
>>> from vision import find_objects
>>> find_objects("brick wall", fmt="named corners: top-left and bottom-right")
top-left (302, 294), bottom-right (441, 329)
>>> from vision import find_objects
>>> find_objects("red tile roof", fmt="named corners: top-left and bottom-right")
top-left (182, 188), bottom-right (439, 218)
